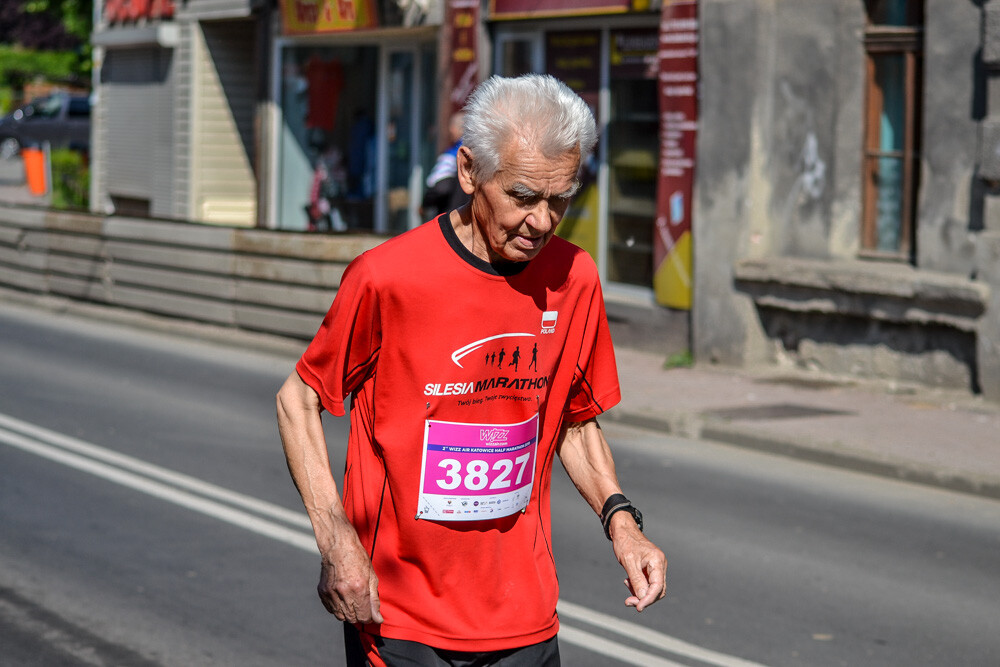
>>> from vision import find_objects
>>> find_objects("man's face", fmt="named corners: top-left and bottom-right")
top-left (461, 143), bottom-right (581, 263)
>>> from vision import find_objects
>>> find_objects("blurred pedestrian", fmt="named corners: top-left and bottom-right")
top-left (421, 111), bottom-right (470, 219)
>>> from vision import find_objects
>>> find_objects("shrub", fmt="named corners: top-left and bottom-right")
top-left (49, 147), bottom-right (88, 209)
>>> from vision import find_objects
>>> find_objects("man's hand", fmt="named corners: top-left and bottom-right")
top-left (609, 513), bottom-right (666, 612)
top-left (276, 372), bottom-right (383, 625)
top-left (317, 517), bottom-right (383, 624)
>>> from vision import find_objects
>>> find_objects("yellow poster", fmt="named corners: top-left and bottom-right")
top-left (557, 182), bottom-right (600, 260)
top-left (281, 0), bottom-right (377, 35)
top-left (653, 229), bottom-right (691, 310)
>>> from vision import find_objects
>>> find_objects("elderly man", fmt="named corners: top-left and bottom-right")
top-left (276, 74), bottom-right (666, 666)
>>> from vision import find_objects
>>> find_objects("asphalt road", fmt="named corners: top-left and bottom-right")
top-left (1, 300), bottom-right (998, 666)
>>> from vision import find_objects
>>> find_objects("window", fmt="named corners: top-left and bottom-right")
top-left (861, 0), bottom-right (923, 259)
top-left (492, 27), bottom-right (660, 289)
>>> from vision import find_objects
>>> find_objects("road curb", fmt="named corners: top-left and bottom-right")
top-left (608, 410), bottom-right (1000, 502)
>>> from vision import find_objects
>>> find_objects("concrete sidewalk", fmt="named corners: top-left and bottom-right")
top-left (608, 347), bottom-right (1000, 501)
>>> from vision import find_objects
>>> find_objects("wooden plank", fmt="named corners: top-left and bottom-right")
top-left (46, 253), bottom-right (106, 280)
top-left (233, 254), bottom-right (344, 287)
top-left (110, 263), bottom-right (236, 301)
top-left (235, 303), bottom-right (322, 340)
top-left (105, 240), bottom-right (233, 275)
top-left (0, 245), bottom-right (46, 271)
top-left (235, 278), bottom-right (334, 313)
top-left (105, 217), bottom-right (235, 250)
top-left (0, 262), bottom-right (46, 291)
top-left (48, 274), bottom-right (110, 302)
top-left (43, 233), bottom-right (105, 257)
top-left (110, 284), bottom-right (236, 325)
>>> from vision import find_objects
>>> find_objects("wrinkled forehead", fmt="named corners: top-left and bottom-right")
top-left (494, 138), bottom-right (582, 182)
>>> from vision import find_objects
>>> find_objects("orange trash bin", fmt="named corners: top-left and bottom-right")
top-left (23, 145), bottom-right (47, 196)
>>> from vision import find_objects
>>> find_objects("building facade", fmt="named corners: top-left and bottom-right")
top-left (86, 0), bottom-right (1000, 400)
top-left (695, 0), bottom-right (1000, 399)
top-left (92, 0), bottom-right (262, 224)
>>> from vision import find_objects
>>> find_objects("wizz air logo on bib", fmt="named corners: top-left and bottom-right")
top-left (541, 311), bottom-right (558, 334)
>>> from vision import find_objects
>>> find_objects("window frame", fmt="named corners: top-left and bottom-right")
top-left (860, 11), bottom-right (923, 261)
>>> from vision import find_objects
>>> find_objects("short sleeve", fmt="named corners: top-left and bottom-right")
top-left (296, 255), bottom-right (382, 417)
top-left (564, 280), bottom-right (621, 421)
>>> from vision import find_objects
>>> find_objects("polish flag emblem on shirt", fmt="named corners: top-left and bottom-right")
top-left (541, 311), bottom-right (558, 334)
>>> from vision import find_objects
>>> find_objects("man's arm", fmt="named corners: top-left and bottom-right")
top-left (556, 417), bottom-right (666, 612)
top-left (275, 372), bottom-right (383, 624)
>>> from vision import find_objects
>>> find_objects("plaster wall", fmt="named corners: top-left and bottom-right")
top-left (694, 0), bottom-right (865, 365)
top-left (693, 0), bottom-right (997, 397)
top-left (919, 0), bottom-right (982, 275)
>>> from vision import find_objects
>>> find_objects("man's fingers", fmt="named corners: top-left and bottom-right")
top-left (368, 572), bottom-right (384, 624)
top-left (631, 555), bottom-right (667, 612)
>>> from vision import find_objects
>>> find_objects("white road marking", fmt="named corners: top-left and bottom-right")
top-left (0, 411), bottom-right (771, 667)
top-left (557, 624), bottom-right (689, 667)
top-left (558, 600), bottom-right (770, 667)
top-left (0, 412), bottom-right (311, 530)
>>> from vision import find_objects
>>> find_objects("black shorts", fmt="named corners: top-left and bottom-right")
top-left (344, 622), bottom-right (560, 667)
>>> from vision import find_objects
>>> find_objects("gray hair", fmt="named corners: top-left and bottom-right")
top-left (462, 74), bottom-right (598, 183)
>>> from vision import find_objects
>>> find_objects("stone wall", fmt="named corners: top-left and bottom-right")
top-left (693, 0), bottom-right (998, 399)
top-left (0, 203), bottom-right (382, 340)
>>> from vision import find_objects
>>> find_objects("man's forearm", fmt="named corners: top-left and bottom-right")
top-left (556, 417), bottom-right (623, 514)
top-left (276, 373), bottom-right (352, 554)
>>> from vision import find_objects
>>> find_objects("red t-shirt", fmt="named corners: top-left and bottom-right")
top-left (296, 215), bottom-right (620, 652)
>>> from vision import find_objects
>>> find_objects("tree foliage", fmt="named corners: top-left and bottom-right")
top-left (0, 0), bottom-right (92, 95)
top-left (24, 0), bottom-right (92, 43)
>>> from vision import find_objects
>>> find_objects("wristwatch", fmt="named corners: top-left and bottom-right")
top-left (600, 493), bottom-right (643, 540)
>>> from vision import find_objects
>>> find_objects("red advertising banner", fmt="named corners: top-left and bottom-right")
top-left (653, 0), bottom-right (698, 310)
top-left (448, 0), bottom-right (480, 115)
top-left (104, 0), bottom-right (175, 23)
top-left (490, 0), bottom-right (629, 20)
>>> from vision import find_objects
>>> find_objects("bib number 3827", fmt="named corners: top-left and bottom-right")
top-left (417, 414), bottom-right (538, 522)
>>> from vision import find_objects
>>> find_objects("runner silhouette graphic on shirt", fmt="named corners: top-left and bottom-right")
top-left (497, 348), bottom-right (505, 368)
top-left (510, 346), bottom-right (520, 372)
top-left (528, 343), bottom-right (538, 371)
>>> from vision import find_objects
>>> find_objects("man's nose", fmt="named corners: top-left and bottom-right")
top-left (525, 199), bottom-right (554, 233)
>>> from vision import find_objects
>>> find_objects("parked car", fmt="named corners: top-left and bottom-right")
top-left (0, 92), bottom-right (91, 159)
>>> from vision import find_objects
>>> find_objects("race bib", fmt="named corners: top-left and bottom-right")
top-left (416, 414), bottom-right (538, 522)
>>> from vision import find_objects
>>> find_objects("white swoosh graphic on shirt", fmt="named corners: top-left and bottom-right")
top-left (451, 333), bottom-right (535, 368)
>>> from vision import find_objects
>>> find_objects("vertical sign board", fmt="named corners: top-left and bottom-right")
top-left (280, 0), bottom-right (377, 34)
top-left (653, 0), bottom-right (698, 310)
top-left (448, 0), bottom-right (480, 115)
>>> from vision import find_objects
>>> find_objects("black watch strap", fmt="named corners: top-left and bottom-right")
top-left (600, 493), bottom-right (643, 540)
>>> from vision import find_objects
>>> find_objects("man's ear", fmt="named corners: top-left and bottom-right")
top-left (457, 146), bottom-right (476, 195)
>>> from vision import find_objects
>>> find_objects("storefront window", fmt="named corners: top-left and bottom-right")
top-left (498, 37), bottom-right (538, 77)
top-left (607, 29), bottom-right (658, 287)
top-left (491, 24), bottom-right (660, 290)
top-left (280, 46), bottom-right (378, 232)
top-left (546, 31), bottom-right (601, 259)
top-left (278, 41), bottom-right (438, 234)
